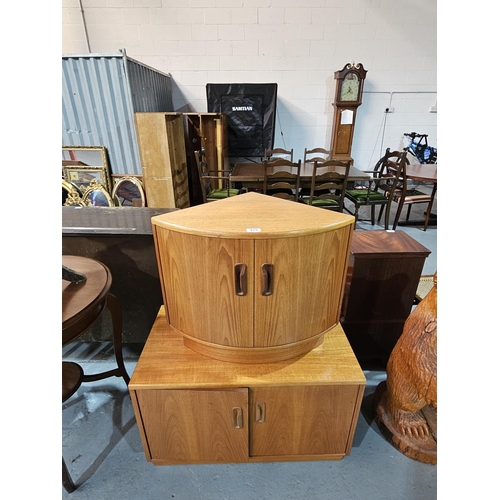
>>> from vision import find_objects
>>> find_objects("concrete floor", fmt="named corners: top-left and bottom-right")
top-left (62, 187), bottom-right (438, 499)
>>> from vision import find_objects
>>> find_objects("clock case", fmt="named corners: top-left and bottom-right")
top-left (330, 63), bottom-right (368, 157)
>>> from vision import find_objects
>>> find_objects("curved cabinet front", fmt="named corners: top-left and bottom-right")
top-left (152, 192), bottom-right (354, 363)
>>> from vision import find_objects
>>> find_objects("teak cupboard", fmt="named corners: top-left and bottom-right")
top-left (150, 192), bottom-right (355, 363)
top-left (129, 307), bottom-right (366, 465)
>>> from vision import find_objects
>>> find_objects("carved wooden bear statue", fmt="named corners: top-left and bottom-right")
top-left (374, 271), bottom-right (437, 463)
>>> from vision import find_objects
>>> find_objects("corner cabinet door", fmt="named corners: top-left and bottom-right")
top-left (250, 385), bottom-right (360, 458)
top-left (155, 229), bottom-right (254, 347)
top-left (136, 389), bottom-right (249, 464)
top-left (254, 228), bottom-right (352, 346)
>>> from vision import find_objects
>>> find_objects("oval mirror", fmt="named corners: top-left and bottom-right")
top-left (111, 176), bottom-right (146, 207)
top-left (81, 180), bottom-right (114, 207)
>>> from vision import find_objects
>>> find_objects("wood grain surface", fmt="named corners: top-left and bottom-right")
top-left (129, 307), bottom-right (365, 389)
top-left (151, 191), bottom-right (354, 239)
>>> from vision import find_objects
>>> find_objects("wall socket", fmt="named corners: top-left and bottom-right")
top-left (384, 107), bottom-right (394, 113)
top-left (429, 105), bottom-right (437, 113)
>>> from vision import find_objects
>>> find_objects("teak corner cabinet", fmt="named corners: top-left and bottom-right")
top-left (150, 191), bottom-right (355, 363)
top-left (129, 193), bottom-right (366, 465)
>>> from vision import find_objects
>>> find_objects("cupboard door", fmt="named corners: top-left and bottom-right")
top-left (250, 385), bottom-right (359, 457)
top-left (155, 230), bottom-right (254, 346)
top-left (137, 389), bottom-right (249, 463)
top-left (254, 227), bottom-right (351, 346)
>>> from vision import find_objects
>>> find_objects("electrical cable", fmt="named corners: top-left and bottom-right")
top-left (276, 104), bottom-right (287, 149)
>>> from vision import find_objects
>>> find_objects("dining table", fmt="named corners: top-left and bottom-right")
top-left (406, 163), bottom-right (437, 184)
top-left (230, 161), bottom-right (371, 188)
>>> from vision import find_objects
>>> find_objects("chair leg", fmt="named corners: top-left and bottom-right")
top-left (63, 457), bottom-right (76, 493)
top-left (371, 205), bottom-right (375, 225)
top-left (378, 203), bottom-right (389, 230)
top-left (392, 199), bottom-right (404, 231)
top-left (378, 205), bottom-right (384, 223)
top-left (423, 200), bottom-right (433, 231)
top-left (406, 204), bottom-right (412, 221)
top-left (353, 204), bottom-right (360, 229)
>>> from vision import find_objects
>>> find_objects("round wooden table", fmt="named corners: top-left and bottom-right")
top-left (62, 255), bottom-right (130, 384)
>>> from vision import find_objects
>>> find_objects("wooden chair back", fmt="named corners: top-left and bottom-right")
top-left (195, 149), bottom-right (238, 203)
top-left (306, 159), bottom-right (351, 211)
top-left (303, 147), bottom-right (331, 166)
top-left (263, 158), bottom-right (302, 202)
top-left (265, 148), bottom-right (294, 162)
top-left (344, 148), bottom-right (407, 229)
top-left (373, 149), bottom-right (408, 201)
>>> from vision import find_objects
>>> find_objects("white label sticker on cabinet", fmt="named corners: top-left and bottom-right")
top-left (246, 228), bottom-right (261, 232)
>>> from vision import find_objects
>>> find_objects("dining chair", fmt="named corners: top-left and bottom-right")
top-left (301, 147), bottom-right (332, 198)
top-left (303, 147), bottom-right (330, 165)
top-left (264, 147), bottom-right (294, 162)
top-left (195, 149), bottom-right (240, 202)
top-left (300, 159), bottom-right (350, 211)
top-left (344, 148), bottom-right (407, 230)
top-left (263, 158), bottom-right (302, 202)
top-left (384, 160), bottom-right (436, 231)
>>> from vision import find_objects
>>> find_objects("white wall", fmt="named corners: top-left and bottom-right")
top-left (62, 0), bottom-right (437, 170)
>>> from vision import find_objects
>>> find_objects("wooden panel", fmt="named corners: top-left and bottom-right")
top-left (250, 385), bottom-right (361, 457)
top-left (183, 114), bottom-right (204, 207)
top-left (254, 226), bottom-right (353, 346)
top-left (331, 107), bottom-right (357, 157)
top-left (154, 229), bottom-right (254, 347)
top-left (135, 112), bottom-right (190, 209)
top-left (334, 124), bottom-right (353, 155)
top-left (136, 389), bottom-right (249, 463)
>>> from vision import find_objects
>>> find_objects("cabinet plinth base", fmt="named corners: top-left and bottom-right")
top-left (182, 331), bottom-right (325, 364)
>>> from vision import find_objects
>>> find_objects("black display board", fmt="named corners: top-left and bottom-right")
top-left (206, 83), bottom-right (278, 157)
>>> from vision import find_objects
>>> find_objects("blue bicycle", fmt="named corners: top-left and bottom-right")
top-left (404, 132), bottom-right (437, 164)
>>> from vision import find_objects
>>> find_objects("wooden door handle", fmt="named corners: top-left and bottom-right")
top-left (255, 401), bottom-right (266, 423)
top-left (232, 407), bottom-right (243, 428)
top-left (261, 264), bottom-right (273, 296)
top-left (234, 263), bottom-right (247, 296)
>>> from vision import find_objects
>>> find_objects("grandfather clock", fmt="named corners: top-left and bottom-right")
top-left (330, 63), bottom-right (367, 159)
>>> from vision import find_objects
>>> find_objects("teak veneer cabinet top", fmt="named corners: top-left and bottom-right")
top-left (151, 192), bottom-right (355, 363)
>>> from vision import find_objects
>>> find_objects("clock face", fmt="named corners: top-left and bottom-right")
top-left (339, 73), bottom-right (360, 102)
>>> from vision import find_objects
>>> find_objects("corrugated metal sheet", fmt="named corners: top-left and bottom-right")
top-left (62, 50), bottom-right (173, 175)
top-left (125, 57), bottom-right (173, 113)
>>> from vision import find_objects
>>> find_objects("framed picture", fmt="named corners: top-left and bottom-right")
top-left (63, 165), bottom-right (112, 193)
top-left (62, 146), bottom-right (112, 192)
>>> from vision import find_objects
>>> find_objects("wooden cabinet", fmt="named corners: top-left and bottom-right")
top-left (129, 307), bottom-right (365, 465)
top-left (151, 192), bottom-right (355, 363)
top-left (341, 230), bottom-right (431, 366)
top-left (135, 113), bottom-right (190, 209)
top-left (135, 112), bottom-right (229, 209)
